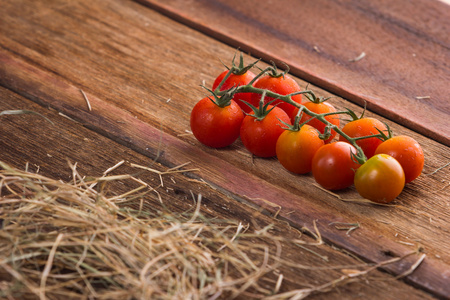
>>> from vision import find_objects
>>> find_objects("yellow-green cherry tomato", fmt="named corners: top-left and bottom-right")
top-left (354, 154), bottom-right (405, 203)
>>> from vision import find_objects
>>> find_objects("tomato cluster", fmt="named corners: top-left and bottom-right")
top-left (190, 55), bottom-right (424, 204)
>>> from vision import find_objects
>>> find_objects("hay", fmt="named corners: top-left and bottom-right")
top-left (0, 162), bottom-right (279, 299)
top-left (0, 162), bottom-right (425, 299)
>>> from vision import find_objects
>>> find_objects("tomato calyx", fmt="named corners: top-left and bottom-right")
top-left (351, 124), bottom-right (393, 143)
top-left (350, 147), bottom-right (368, 165)
top-left (213, 52), bottom-right (260, 94)
top-left (278, 107), bottom-right (305, 132)
top-left (339, 106), bottom-right (393, 159)
top-left (341, 105), bottom-right (391, 139)
top-left (225, 51), bottom-right (260, 76)
top-left (263, 61), bottom-right (289, 79)
top-left (202, 86), bottom-right (237, 108)
top-left (303, 88), bottom-right (332, 104)
top-left (251, 61), bottom-right (289, 83)
top-left (344, 108), bottom-right (363, 122)
top-left (241, 90), bottom-right (278, 121)
top-left (375, 123), bottom-right (393, 140)
top-left (342, 108), bottom-right (393, 143)
top-left (318, 125), bottom-right (333, 142)
top-left (280, 108), bottom-right (332, 145)
top-left (297, 109), bottom-right (343, 142)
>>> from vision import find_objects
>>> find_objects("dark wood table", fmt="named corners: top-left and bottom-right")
top-left (1, 0), bottom-right (449, 298)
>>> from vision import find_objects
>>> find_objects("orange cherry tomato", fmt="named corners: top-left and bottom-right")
top-left (300, 101), bottom-right (340, 144)
top-left (374, 135), bottom-right (424, 183)
top-left (339, 117), bottom-right (388, 159)
top-left (276, 124), bottom-right (325, 174)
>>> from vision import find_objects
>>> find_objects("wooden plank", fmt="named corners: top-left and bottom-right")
top-left (1, 47), bottom-right (449, 298)
top-left (0, 0), bottom-right (449, 297)
top-left (136, 0), bottom-right (450, 147)
top-left (1, 88), bottom-right (436, 299)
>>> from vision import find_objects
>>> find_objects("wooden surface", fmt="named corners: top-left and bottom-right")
top-left (1, 0), bottom-right (449, 298)
top-left (0, 89), bottom-right (435, 300)
top-left (139, 0), bottom-right (450, 147)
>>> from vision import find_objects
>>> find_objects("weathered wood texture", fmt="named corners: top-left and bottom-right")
top-left (0, 0), bottom-right (449, 298)
top-left (138, 0), bottom-right (450, 147)
top-left (0, 88), bottom-right (435, 299)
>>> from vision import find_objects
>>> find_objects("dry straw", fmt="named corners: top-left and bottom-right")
top-left (0, 161), bottom-right (424, 299)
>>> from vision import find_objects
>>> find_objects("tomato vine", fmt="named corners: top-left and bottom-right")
top-left (191, 52), bottom-right (424, 203)
top-left (213, 54), bottom-right (369, 164)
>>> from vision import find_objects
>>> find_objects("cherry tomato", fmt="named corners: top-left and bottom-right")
top-left (300, 101), bottom-right (340, 143)
top-left (240, 106), bottom-right (291, 157)
top-left (276, 124), bottom-right (324, 174)
top-left (212, 70), bottom-right (256, 113)
top-left (312, 142), bottom-right (361, 190)
top-left (339, 117), bottom-right (387, 159)
top-left (354, 154), bottom-right (405, 203)
top-left (374, 135), bottom-right (424, 183)
top-left (190, 97), bottom-right (244, 148)
top-left (250, 74), bottom-right (302, 122)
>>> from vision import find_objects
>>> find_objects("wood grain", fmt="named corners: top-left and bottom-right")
top-left (1, 44), bottom-right (449, 298)
top-left (1, 87), bottom-right (436, 299)
top-left (137, 0), bottom-right (450, 147)
top-left (0, 0), bottom-right (449, 298)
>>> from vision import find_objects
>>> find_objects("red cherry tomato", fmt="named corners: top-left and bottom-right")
top-left (374, 135), bottom-right (424, 183)
top-left (354, 154), bottom-right (405, 203)
top-left (212, 70), bottom-right (256, 113)
top-left (339, 117), bottom-right (388, 159)
top-left (250, 74), bottom-right (302, 122)
top-left (299, 101), bottom-right (340, 144)
top-left (240, 106), bottom-right (291, 157)
top-left (312, 142), bottom-right (361, 190)
top-left (190, 97), bottom-right (244, 148)
top-left (276, 125), bottom-right (324, 174)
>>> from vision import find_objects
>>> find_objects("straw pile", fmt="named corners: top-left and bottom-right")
top-left (0, 161), bottom-right (424, 299)
top-left (0, 161), bottom-right (284, 299)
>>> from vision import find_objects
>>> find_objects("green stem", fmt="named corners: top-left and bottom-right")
top-left (218, 83), bottom-right (368, 163)
top-left (247, 66), bottom-right (275, 86)
top-left (213, 68), bottom-right (234, 94)
top-left (211, 55), bottom-right (385, 164)
top-left (352, 134), bottom-right (386, 142)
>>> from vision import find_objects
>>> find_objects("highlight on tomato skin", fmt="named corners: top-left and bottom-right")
top-left (190, 97), bottom-right (244, 148)
top-left (354, 154), bottom-right (405, 204)
top-left (311, 141), bottom-right (361, 191)
top-left (374, 135), bottom-right (424, 183)
top-left (339, 117), bottom-right (388, 159)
